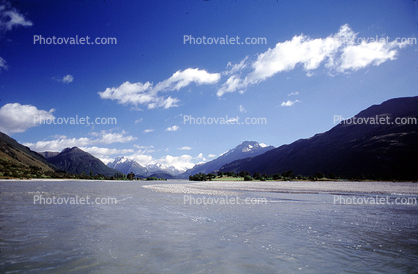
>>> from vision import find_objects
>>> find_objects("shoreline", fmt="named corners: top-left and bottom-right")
top-left (143, 180), bottom-right (418, 196)
top-left (1, 178), bottom-right (417, 195)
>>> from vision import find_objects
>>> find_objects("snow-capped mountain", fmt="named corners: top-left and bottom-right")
top-left (181, 141), bottom-right (274, 177)
top-left (107, 157), bottom-right (182, 177)
top-left (146, 163), bottom-right (182, 176)
top-left (220, 141), bottom-right (272, 157)
top-left (107, 156), bottom-right (148, 176)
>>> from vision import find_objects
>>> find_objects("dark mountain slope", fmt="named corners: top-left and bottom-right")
top-left (47, 147), bottom-right (121, 176)
top-left (220, 96), bottom-right (418, 180)
top-left (0, 131), bottom-right (56, 172)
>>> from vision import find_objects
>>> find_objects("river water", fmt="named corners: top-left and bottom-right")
top-left (0, 179), bottom-right (417, 273)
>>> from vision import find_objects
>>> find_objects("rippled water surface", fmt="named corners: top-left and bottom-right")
top-left (1, 179), bottom-right (417, 273)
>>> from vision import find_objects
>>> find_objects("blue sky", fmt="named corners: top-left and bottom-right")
top-left (0, 0), bottom-right (417, 171)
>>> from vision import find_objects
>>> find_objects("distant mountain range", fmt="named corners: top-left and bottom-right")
top-left (107, 156), bottom-right (182, 178)
top-left (46, 147), bottom-right (120, 177)
top-left (219, 96), bottom-right (418, 180)
top-left (1, 96), bottom-right (416, 180)
top-left (180, 141), bottom-right (274, 178)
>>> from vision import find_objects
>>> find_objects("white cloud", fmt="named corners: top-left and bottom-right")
top-left (0, 103), bottom-right (55, 134)
top-left (98, 68), bottom-right (221, 109)
top-left (156, 154), bottom-right (195, 172)
top-left (288, 91), bottom-right (299, 96)
top-left (0, 3), bottom-right (32, 73)
top-left (130, 106), bottom-right (143, 111)
top-left (238, 104), bottom-right (246, 113)
top-left (336, 40), bottom-right (403, 72)
top-left (23, 130), bottom-right (137, 152)
top-left (223, 56), bottom-right (249, 76)
top-left (133, 144), bottom-right (155, 154)
top-left (226, 117), bottom-right (239, 124)
top-left (218, 24), bottom-right (410, 95)
top-left (166, 125), bottom-right (179, 131)
top-left (135, 118), bottom-right (143, 124)
top-left (208, 154), bottom-right (217, 158)
top-left (129, 154), bottom-right (154, 166)
top-left (281, 100), bottom-right (300, 107)
top-left (178, 146), bottom-right (192, 150)
top-left (62, 74), bottom-right (74, 83)
top-left (0, 57), bottom-right (8, 72)
top-left (143, 129), bottom-right (154, 133)
top-left (217, 75), bottom-right (247, 96)
top-left (80, 146), bottom-right (134, 157)
top-left (0, 3), bottom-right (33, 32)
top-left (53, 74), bottom-right (74, 84)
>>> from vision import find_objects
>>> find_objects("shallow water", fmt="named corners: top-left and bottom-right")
top-left (0, 179), bottom-right (417, 273)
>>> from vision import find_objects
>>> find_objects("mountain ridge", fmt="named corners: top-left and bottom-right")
top-left (219, 96), bottom-right (418, 180)
top-left (181, 141), bottom-right (275, 178)
top-left (0, 131), bottom-right (57, 173)
top-left (47, 147), bottom-right (121, 177)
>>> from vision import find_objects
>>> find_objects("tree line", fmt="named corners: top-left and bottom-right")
top-left (189, 170), bottom-right (344, 181)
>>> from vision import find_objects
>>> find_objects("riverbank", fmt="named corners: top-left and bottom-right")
top-left (143, 180), bottom-right (418, 195)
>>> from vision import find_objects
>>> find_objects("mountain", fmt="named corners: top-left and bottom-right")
top-left (146, 163), bottom-right (182, 176)
top-left (181, 141), bottom-right (275, 177)
top-left (39, 151), bottom-right (59, 159)
top-left (107, 156), bottom-right (148, 177)
top-left (0, 131), bottom-right (57, 174)
top-left (219, 96), bottom-right (418, 180)
top-left (47, 147), bottom-right (121, 176)
top-left (106, 157), bottom-right (182, 178)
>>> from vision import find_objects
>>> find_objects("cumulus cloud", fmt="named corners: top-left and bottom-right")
top-left (281, 100), bottom-right (300, 107)
top-left (218, 24), bottom-right (410, 96)
top-left (143, 129), bottom-right (154, 133)
top-left (208, 154), bottom-right (217, 158)
top-left (129, 154), bottom-right (154, 166)
top-left (155, 154), bottom-right (195, 172)
top-left (98, 68), bottom-right (221, 109)
top-left (23, 130), bottom-right (137, 152)
top-left (0, 103), bottom-right (55, 134)
top-left (165, 125), bottom-right (179, 131)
